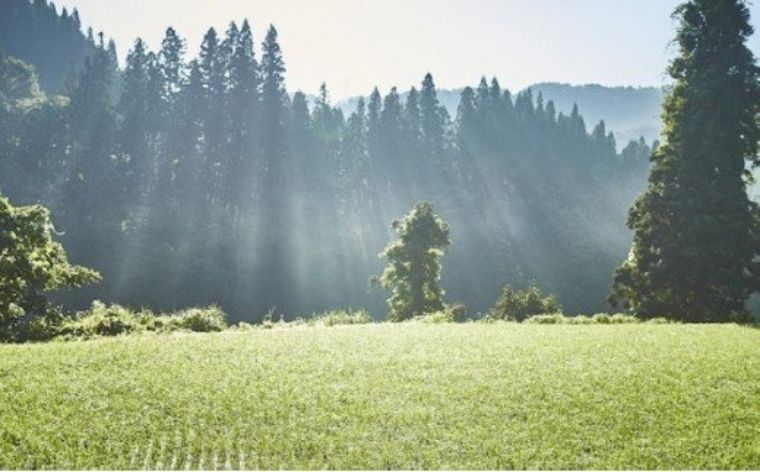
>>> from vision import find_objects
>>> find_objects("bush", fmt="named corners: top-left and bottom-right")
top-left (489, 282), bottom-right (561, 322)
top-left (164, 306), bottom-right (227, 332)
top-left (592, 313), bottom-right (611, 324)
top-left (416, 310), bottom-right (453, 324)
top-left (311, 309), bottom-right (373, 326)
top-left (51, 302), bottom-right (228, 341)
top-left (524, 313), bottom-right (641, 324)
top-left (448, 303), bottom-right (469, 322)
top-left (610, 313), bottom-right (639, 324)
top-left (56, 301), bottom-right (155, 340)
top-left (524, 313), bottom-right (566, 324)
top-left (566, 315), bottom-right (594, 324)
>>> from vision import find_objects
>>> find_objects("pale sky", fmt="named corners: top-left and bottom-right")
top-left (55, 0), bottom-right (760, 100)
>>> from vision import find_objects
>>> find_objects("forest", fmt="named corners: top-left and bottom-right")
top-left (1, 0), bottom-right (759, 469)
top-left (0, 0), bottom-right (654, 320)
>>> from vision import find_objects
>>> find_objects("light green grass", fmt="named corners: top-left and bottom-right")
top-left (1, 324), bottom-right (758, 469)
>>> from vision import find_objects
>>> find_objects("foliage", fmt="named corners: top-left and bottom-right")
top-left (524, 313), bottom-right (640, 324)
top-left (0, 194), bottom-right (100, 340)
top-left (377, 202), bottom-right (452, 321)
top-left (0, 324), bottom-right (757, 469)
top-left (0, 11), bottom-right (654, 318)
top-left (55, 301), bottom-right (155, 340)
top-left (0, 51), bottom-right (44, 109)
top-left (310, 309), bottom-right (373, 327)
top-left (610, 0), bottom-right (760, 322)
top-left (488, 282), bottom-right (561, 322)
top-left (165, 306), bottom-right (227, 332)
top-left (415, 303), bottom-right (468, 323)
top-left (49, 302), bottom-right (228, 341)
top-left (0, 0), bottom-right (96, 93)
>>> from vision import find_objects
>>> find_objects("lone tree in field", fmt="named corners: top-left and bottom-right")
top-left (610, 0), bottom-right (760, 322)
top-left (377, 202), bottom-right (451, 321)
top-left (0, 194), bottom-right (100, 338)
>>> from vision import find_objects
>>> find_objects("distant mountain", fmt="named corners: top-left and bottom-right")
top-left (338, 83), bottom-right (664, 148)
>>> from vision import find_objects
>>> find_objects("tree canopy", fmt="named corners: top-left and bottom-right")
top-left (610, 0), bottom-right (760, 322)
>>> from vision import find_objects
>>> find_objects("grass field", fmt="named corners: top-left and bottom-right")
top-left (1, 323), bottom-right (758, 469)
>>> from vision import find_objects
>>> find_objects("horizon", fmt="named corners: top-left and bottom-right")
top-left (53, 0), bottom-right (760, 100)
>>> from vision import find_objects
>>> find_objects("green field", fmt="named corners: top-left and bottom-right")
top-left (1, 323), bottom-right (758, 469)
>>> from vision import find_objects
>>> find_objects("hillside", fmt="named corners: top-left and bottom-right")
top-left (0, 0), bottom-right (97, 93)
top-left (1, 323), bottom-right (758, 469)
top-left (339, 83), bottom-right (663, 148)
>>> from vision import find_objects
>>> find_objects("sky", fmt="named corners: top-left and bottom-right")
top-left (55, 0), bottom-right (760, 100)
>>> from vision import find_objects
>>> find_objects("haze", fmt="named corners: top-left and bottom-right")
top-left (52, 0), bottom-right (760, 99)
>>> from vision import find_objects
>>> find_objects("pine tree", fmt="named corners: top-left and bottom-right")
top-left (223, 19), bottom-right (259, 211)
top-left (255, 24), bottom-right (293, 310)
top-left (158, 27), bottom-right (186, 107)
top-left (420, 73), bottom-right (445, 157)
top-left (377, 202), bottom-right (452, 321)
top-left (610, 0), bottom-right (760, 322)
top-left (366, 87), bottom-right (383, 162)
top-left (259, 25), bottom-right (287, 160)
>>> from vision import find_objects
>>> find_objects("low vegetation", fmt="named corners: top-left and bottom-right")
top-left (488, 282), bottom-right (561, 321)
top-left (1, 323), bottom-right (757, 469)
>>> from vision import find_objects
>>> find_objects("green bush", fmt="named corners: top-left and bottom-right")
top-left (592, 313), bottom-right (611, 324)
top-left (566, 315), bottom-right (594, 324)
top-left (51, 302), bottom-right (228, 341)
top-left (165, 306), bottom-right (227, 332)
top-left (610, 313), bottom-right (639, 324)
top-left (448, 303), bottom-right (468, 322)
top-left (524, 313), bottom-right (566, 324)
top-left (56, 301), bottom-right (155, 340)
top-left (524, 313), bottom-right (641, 325)
top-left (414, 304), bottom-right (469, 324)
top-left (311, 309), bottom-right (373, 327)
top-left (489, 282), bottom-right (561, 322)
top-left (416, 310), bottom-right (453, 324)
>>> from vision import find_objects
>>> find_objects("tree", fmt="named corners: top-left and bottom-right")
top-left (0, 194), bottom-right (100, 338)
top-left (420, 73), bottom-right (445, 157)
top-left (377, 202), bottom-right (451, 321)
top-left (488, 282), bottom-right (560, 322)
top-left (610, 0), bottom-right (760, 322)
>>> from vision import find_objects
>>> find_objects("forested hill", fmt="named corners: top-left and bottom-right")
top-left (0, 2), bottom-right (654, 319)
top-left (339, 84), bottom-right (663, 149)
top-left (0, 0), bottom-right (97, 93)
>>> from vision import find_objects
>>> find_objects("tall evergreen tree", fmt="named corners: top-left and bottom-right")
top-left (377, 202), bottom-right (452, 321)
top-left (420, 73), bottom-right (446, 158)
top-left (610, 0), bottom-right (760, 322)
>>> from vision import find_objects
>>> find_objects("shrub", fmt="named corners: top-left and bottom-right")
top-left (524, 313), bottom-right (641, 324)
top-left (52, 303), bottom-right (228, 341)
top-left (447, 303), bottom-right (469, 322)
top-left (165, 306), bottom-right (227, 332)
top-left (610, 313), bottom-right (639, 324)
top-left (232, 321), bottom-right (257, 331)
top-left (592, 313), bottom-right (611, 324)
top-left (417, 310), bottom-right (453, 324)
top-left (524, 313), bottom-right (566, 324)
top-left (56, 301), bottom-right (155, 340)
top-left (489, 282), bottom-right (561, 322)
top-left (311, 309), bottom-right (373, 326)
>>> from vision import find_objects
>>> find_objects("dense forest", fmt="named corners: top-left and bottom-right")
top-left (339, 84), bottom-right (664, 147)
top-left (0, 0), bottom-right (655, 320)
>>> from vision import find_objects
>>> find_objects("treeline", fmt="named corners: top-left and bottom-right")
top-left (0, 9), bottom-right (653, 319)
